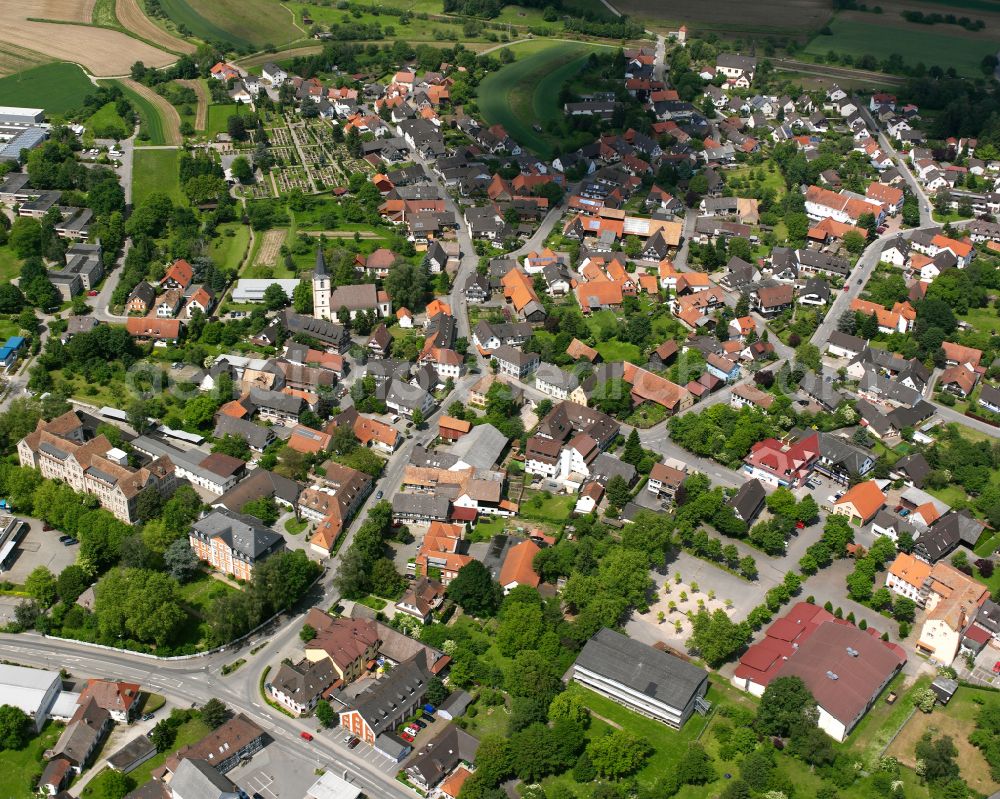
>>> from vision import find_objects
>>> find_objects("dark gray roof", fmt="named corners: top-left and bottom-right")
top-left (572, 628), bottom-right (707, 711)
top-left (893, 452), bottom-right (930, 487)
top-left (213, 415), bottom-right (275, 450)
top-left (827, 331), bottom-right (866, 355)
top-left (872, 509), bottom-right (916, 538)
top-left (191, 508), bottom-right (284, 560)
top-left (348, 656), bottom-right (431, 736)
top-left (728, 478), bottom-right (766, 521)
top-left (392, 493), bottom-right (450, 518)
top-left (214, 468), bottom-right (302, 513)
top-left (281, 310), bottom-right (350, 347)
top-left (249, 387), bottom-right (303, 414)
top-left (590, 453), bottom-right (636, 486)
top-left (405, 725), bottom-right (479, 788)
top-left (169, 758), bottom-right (239, 799)
top-left (976, 599), bottom-right (1000, 635)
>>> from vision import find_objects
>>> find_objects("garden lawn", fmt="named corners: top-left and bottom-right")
top-left (886, 685), bottom-right (1000, 796)
top-left (595, 339), bottom-right (643, 363)
top-left (570, 684), bottom-right (709, 786)
top-left (927, 483), bottom-right (969, 509)
top-left (133, 148), bottom-right (183, 206)
top-left (206, 103), bottom-right (242, 138)
top-left (520, 491), bottom-right (574, 522)
top-left (85, 101), bottom-right (130, 138)
top-left (209, 223), bottom-right (251, 271)
top-left (127, 717), bottom-right (211, 786)
top-left (0, 63), bottom-right (93, 115)
top-left (840, 673), bottom-right (927, 762)
top-left (0, 723), bottom-right (62, 798)
top-left (961, 305), bottom-right (1000, 336)
top-left (177, 573), bottom-right (239, 617)
top-left (0, 243), bottom-right (22, 283)
top-left (470, 515), bottom-right (507, 542)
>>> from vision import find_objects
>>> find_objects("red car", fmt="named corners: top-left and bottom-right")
top-left (399, 731), bottom-right (414, 742)
top-left (795, 520), bottom-right (806, 529)
top-left (87, 290), bottom-right (98, 297)
top-left (993, 661), bottom-right (1000, 675)
top-left (300, 731), bottom-right (314, 741)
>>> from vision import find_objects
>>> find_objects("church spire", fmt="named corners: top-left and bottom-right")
top-left (314, 245), bottom-right (327, 276)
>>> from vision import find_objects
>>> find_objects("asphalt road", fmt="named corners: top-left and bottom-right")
top-left (0, 633), bottom-right (412, 799)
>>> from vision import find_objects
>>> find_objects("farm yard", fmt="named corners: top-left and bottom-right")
top-left (152, 0), bottom-right (302, 49)
top-left (803, 14), bottom-right (1000, 77)
top-left (477, 40), bottom-right (607, 158)
top-left (0, 0), bottom-right (175, 75)
top-left (0, 62), bottom-right (93, 114)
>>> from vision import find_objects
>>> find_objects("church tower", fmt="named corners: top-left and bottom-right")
top-left (312, 246), bottom-right (331, 319)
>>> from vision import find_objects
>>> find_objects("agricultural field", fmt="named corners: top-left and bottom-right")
top-left (0, 62), bottom-right (93, 114)
top-left (477, 40), bottom-right (607, 157)
top-left (803, 15), bottom-right (1000, 77)
top-left (115, 78), bottom-right (181, 144)
top-left (154, 0), bottom-right (301, 49)
top-left (132, 148), bottom-right (183, 205)
top-left (0, 42), bottom-right (52, 79)
top-left (612, 0), bottom-right (831, 34)
top-left (0, 0), bottom-right (175, 75)
top-left (114, 0), bottom-right (197, 53)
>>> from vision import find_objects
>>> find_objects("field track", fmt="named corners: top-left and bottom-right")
top-left (772, 58), bottom-right (906, 86)
top-left (121, 77), bottom-right (182, 144)
top-left (0, 0), bottom-right (174, 75)
top-left (238, 45), bottom-right (322, 68)
top-left (116, 0), bottom-right (196, 53)
top-left (177, 78), bottom-right (208, 130)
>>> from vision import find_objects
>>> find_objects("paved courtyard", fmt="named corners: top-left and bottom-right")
top-left (1, 518), bottom-right (78, 584)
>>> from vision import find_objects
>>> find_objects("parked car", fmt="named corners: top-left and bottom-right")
top-left (58, 535), bottom-right (71, 543)
top-left (399, 731), bottom-right (414, 742)
top-left (347, 737), bottom-right (360, 749)
top-left (993, 661), bottom-right (1000, 675)
top-left (141, 713), bottom-right (154, 721)
top-left (343, 733), bottom-right (353, 744)
top-left (300, 731), bottom-right (314, 742)
top-left (87, 290), bottom-right (98, 297)
top-left (412, 719), bottom-right (426, 729)
top-left (63, 538), bottom-right (78, 546)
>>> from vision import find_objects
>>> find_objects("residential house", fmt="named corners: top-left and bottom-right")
top-left (728, 479), bottom-right (766, 525)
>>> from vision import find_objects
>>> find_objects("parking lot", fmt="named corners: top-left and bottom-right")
top-left (1, 517), bottom-right (79, 584)
top-left (326, 728), bottom-right (400, 773)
